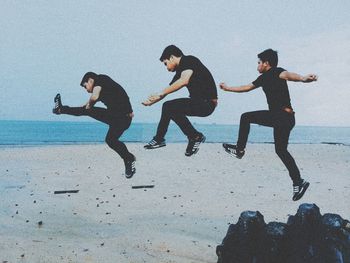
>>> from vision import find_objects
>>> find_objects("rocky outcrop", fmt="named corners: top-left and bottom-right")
top-left (217, 203), bottom-right (350, 263)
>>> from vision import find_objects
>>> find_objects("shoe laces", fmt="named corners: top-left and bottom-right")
top-left (54, 94), bottom-right (62, 110)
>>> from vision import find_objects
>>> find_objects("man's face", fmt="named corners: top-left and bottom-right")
top-left (257, 59), bottom-right (269, 73)
top-left (82, 78), bottom-right (94, 93)
top-left (162, 56), bottom-right (177, 72)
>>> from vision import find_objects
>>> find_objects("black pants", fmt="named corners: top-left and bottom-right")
top-left (236, 110), bottom-right (301, 184)
top-left (155, 98), bottom-right (216, 140)
top-left (61, 106), bottom-right (134, 161)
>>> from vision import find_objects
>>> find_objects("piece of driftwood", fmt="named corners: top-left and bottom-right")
top-left (54, 190), bottom-right (79, 194)
top-left (131, 185), bottom-right (155, 189)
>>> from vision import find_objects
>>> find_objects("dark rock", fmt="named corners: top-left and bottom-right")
top-left (217, 203), bottom-right (350, 263)
top-left (217, 211), bottom-right (266, 262)
top-left (263, 222), bottom-right (288, 262)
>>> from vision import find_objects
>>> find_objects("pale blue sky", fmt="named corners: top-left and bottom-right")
top-left (1, 0), bottom-right (350, 126)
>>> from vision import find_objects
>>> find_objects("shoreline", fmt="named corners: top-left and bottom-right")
top-left (1, 143), bottom-right (349, 262)
top-left (1, 141), bottom-right (349, 149)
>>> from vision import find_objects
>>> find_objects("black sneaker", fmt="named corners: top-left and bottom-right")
top-left (53, 93), bottom-right (62, 114)
top-left (144, 137), bottom-right (166, 149)
top-left (222, 143), bottom-right (245, 159)
top-left (124, 155), bottom-right (136, 179)
top-left (185, 134), bottom-right (206, 157)
top-left (292, 180), bottom-right (310, 201)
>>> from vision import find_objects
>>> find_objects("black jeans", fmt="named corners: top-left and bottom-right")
top-left (236, 110), bottom-right (301, 184)
top-left (155, 98), bottom-right (216, 140)
top-left (61, 106), bottom-right (134, 161)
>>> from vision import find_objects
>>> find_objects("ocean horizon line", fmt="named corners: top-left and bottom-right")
top-left (1, 119), bottom-right (350, 129)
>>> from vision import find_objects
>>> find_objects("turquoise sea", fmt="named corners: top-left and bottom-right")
top-left (0, 120), bottom-right (349, 147)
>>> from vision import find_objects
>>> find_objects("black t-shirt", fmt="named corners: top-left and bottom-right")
top-left (252, 67), bottom-right (292, 111)
top-left (170, 55), bottom-right (217, 100)
top-left (94, 74), bottom-right (133, 114)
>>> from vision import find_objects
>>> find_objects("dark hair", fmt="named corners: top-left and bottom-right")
top-left (159, 45), bottom-right (183, 61)
top-left (258, 49), bottom-right (278, 67)
top-left (80, 72), bottom-right (97, 86)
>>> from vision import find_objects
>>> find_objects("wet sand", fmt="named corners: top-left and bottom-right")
top-left (1, 143), bottom-right (349, 262)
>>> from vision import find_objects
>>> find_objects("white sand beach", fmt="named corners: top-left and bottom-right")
top-left (1, 143), bottom-right (349, 263)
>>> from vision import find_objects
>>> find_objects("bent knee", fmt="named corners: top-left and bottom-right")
top-left (240, 112), bottom-right (251, 121)
top-left (162, 100), bottom-right (173, 110)
top-left (162, 101), bottom-right (178, 115)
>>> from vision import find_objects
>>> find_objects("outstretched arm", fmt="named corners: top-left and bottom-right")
top-left (85, 86), bottom-right (101, 109)
top-left (142, 69), bottom-right (193, 106)
top-left (279, 71), bottom-right (318, 83)
top-left (219, 82), bottom-right (256, 93)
